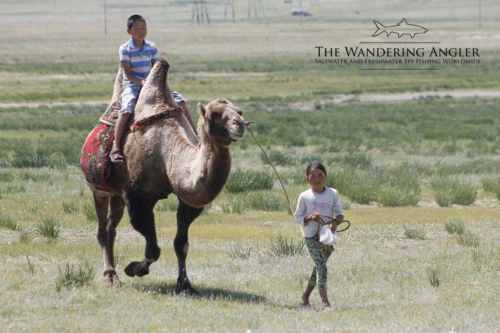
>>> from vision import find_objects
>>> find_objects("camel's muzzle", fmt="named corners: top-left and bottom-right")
top-left (229, 120), bottom-right (246, 142)
top-left (228, 115), bottom-right (246, 142)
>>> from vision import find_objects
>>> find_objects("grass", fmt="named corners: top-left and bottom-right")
top-left (327, 152), bottom-right (373, 170)
top-left (403, 225), bottom-right (427, 240)
top-left (155, 198), bottom-right (178, 212)
top-left (225, 169), bottom-right (274, 193)
top-left (444, 220), bottom-right (466, 235)
top-left (55, 262), bottom-right (95, 292)
top-left (248, 191), bottom-right (289, 212)
top-left (83, 202), bottom-right (97, 222)
top-left (482, 177), bottom-right (500, 200)
top-left (17, 226), bottom-right (32, 244)
top-left (266, 235), bottom-right (305, 257)
top-left (1, 1), bottom-right (500, 330)
top-left (227, 243), bottom-right (253, 260)
top-left (0, 213), bottom-right (17, 230)
top-left (0, 171), bottom-right (14, 182)
top-left (471, 248), bottom-right (485, 272)
top-left (25, 256), bottom-right (37, 276)
top-left (426, 266), bottom-right (442, 288)
top-left (35, 216), bottom-right (61, 240)
top-left (377, 186), bottom-right (420, 207)
top-left (1, 199), bottom-right (499, 331)
top-left (62, 200), bottom-right (79, 214)
top-left (19, 170), bottom-right (50, 182)
top-left (431, 177), bottom-right (478, 207)
top-left (456, 231), bottom-right (481, 248)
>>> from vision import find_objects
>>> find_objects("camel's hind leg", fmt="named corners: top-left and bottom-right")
top-left (174, 200), bottom-right (204, 295)
top-left (94, 192), bottom-right (125, 287)
top-left (123, 192), bottom-right (161, 278)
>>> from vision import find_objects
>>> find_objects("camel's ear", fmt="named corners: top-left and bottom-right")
top-left (197, 103), bottom-right (207, 117)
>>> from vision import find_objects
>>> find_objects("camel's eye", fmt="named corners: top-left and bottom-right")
top-left (208, 112), bottom-right (222, 124)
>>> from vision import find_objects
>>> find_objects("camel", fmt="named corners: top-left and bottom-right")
top-left (83, 58), bottom-right (246, 293)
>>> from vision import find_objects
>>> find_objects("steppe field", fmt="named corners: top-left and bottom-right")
top-left (1, 0), bottom-right (499, 332)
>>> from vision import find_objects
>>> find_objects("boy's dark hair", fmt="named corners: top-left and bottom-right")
top-left (127, 14), bottom-right (146, 29)
top-left (306, 162), bottom-right (327, 177)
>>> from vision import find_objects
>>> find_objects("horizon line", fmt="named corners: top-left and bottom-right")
top-left (359, 68), bottom-right (441, 70)
top-left (360, 42), bottom-right (441, 44)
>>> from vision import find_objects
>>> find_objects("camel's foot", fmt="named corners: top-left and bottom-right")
top-left (124, 261), bottom-right (150, 277)
top-left (102, 270), bottom-right (123, 287)
top-left (101, 276), bottom-right (124, 287)
top-left (175, 279), bottom-right (199, 296)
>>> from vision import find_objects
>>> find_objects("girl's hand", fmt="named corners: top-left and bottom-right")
top-left (329, 220), bottom-right (337, 232)
top-left (141, 79), bottom-right (147, 86)
top-left (305, 212), bottom-right (321, 224)
top-left (330, 215), bottom-right (343, 232)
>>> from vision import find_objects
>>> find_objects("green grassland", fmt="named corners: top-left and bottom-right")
top-left (1, 96), bottom-right (500, 332)
top-left (1, 0), bottom-right (500, 102)
top-left (1, 0), bottom-right (500, 332)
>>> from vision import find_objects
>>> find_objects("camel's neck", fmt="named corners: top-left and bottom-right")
top-left (166, 127), bottom-right (231, 208)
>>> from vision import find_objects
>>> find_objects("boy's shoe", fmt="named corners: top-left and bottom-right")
top-left (299, 302), bottom-right (312, 309)
top-left (110, 149), bottom-right (125, 164)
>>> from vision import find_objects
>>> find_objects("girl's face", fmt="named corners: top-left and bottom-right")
top-left (306, 167), bottom-right (327, 193)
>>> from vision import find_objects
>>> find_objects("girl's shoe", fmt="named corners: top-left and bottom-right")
top-left (323, 306), bottom-right (334, 312)
top-left (299, 302), bottom-right (311, 308)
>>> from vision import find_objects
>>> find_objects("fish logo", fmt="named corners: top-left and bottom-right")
top-left (372, 18), bottom-right (428, 38)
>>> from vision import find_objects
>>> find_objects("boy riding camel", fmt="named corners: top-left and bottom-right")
top-left (111, 14), bottom-right (196, 163)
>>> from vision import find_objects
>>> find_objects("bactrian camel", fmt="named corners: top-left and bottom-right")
top-left (83, 58), bottom-right (246, 293)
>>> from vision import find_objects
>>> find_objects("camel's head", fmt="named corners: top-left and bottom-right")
top-left (198, 99), bottom-right (246, 147)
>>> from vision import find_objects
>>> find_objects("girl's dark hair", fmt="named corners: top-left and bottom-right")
top-left (306, 162), bottom-right (327, 177)
top-left (127, 14), bottom-right (146, 29)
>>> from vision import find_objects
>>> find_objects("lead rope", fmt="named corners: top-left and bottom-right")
top-left (245, 122), bottom-right (305, 237)
top-left (318, 215), bottom-right (351, 233)
top-left (244, 122), bottom-right (350, 236)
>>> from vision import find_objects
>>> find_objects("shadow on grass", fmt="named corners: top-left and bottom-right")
top-left (131, 282), bottom-right (267, 304)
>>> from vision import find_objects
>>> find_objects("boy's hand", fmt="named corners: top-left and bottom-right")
top-left (141, 79), bottom-right (147, 86)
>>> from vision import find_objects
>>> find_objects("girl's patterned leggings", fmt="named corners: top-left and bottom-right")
top-left (305, 238), bottom-right (335, 291)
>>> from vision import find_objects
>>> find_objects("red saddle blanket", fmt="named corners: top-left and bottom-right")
top-left (80, 122), bottom-right (115, 192)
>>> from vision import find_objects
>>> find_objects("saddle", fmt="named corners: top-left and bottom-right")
top-left (80, 91), bottom-right (122, 192)
top-left (80, 86), bottom-right (181, 192)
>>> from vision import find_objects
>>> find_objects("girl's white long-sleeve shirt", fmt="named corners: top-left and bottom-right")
top-left (294, 187), bottom-right (344, 238)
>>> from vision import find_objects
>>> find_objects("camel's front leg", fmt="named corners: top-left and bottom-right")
top-left (124, 192), bottom-right (161, 278)
top-left (174, 200), bottom-right (204, 295)
top-left (94, 192), bottom-right (124, 287)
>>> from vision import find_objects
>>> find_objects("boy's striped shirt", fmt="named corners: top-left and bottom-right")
top-left (119, 39), bottom-right (160, 85)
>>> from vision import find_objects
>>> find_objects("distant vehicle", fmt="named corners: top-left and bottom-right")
top-left (291, 9), bottom-right (312, 16)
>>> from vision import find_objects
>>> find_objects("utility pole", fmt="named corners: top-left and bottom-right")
top-left (103, 0), bottom-right (107, 35)
top-left (225, 0), bottom-right (235, 22)
top-left (192, 0), bottom-right (210, 25)
top-left (478, 0), bottom-right (482, 29)
top-left (248, 0), bottom-right (258, 21)
top-left (203, 0), bottom-right (211, 24)
top-left (299, 0), bottom-right (302, 25)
